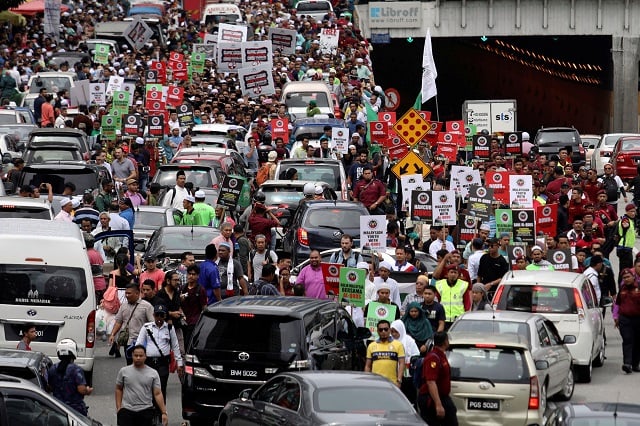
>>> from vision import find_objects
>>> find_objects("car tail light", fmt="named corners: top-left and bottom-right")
top-left (528, 376), bottom-right (540, 409)
top-left (573, 288), bottom-right (585, 323)
top-left (86, 310), bottom-right (96, 349)
top-left (297, 228), bottom-right (309, 246)
top-left (475, 343), bottom-right (496, 348)
top-left (579, 144), bottom-right (585, 156)
top-left (239, 313), bottom-right (255, 318)
top-left (212, 183), bottom-right (219, 189)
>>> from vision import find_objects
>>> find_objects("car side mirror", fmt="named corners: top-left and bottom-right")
top-left (600, 296), bottom-right (613, 308)
top-left (563, 335), bottom-right (577, 344)
top-left (239, 388), bottom-right (252, 400)
top-left (535, 360), bottom-right (549, 370)
top-left (1, 152), bottom-right (11, 164)
top-left (355, 327), bottom-right (372, 340)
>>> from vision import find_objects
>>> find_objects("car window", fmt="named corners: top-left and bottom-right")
top-left (134, 211), bottom-right (167, 229)
top-left (0, 206), bottom-right (51, 220)
top-left (336, 310), bottom-right (356, 342)
top-left (271, 377), bottom-right (301, 412)
top-left (297, 1), bottom-right (331, 12)
top-left (621, 139), bottom-right (640, 151)
top-left (581, 281), bottom-right (596, 309)
top-left (262, 187), bottom-right (305, 206)
top-left (449, 320), bottom-right (528, 338)
top-left (314, 386), bottom-right (412, 413)
top-left (308, 312), bottom-right (336, 349)
top-left (27, 149), bottom-right (82, 163)
top-left (543, 320), bottom-right (562, 346)
top-left (499, 285), bottom-right (577, 314)
top-left (254, 377), bottom-right (286, 403)
top-left (448, 346), bottom-right (529, 383)
top-left (4, 393), bottom-right (70, 426)
top-left (292, 165), bottom-right (339, 188)
top-left (155, 169), bottom-right (215, 187)
top-left (537, 321), bottom-right (551, 347)
top-left (535, 131), bottom-right (578, 145)
top-left (304, 207), bottom-right (361, 229)
top-left (28, 77), bottom-right (73, 93)
top-left (0, 113), bottom-right (17, 125)
top-left (285, 92), bottom-right (330, 109)
top-left (21, 169), bottom-right (98, 195)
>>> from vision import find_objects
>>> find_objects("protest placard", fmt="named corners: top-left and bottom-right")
top-left (360, 215), bottom-right (386, 250)
top-left (321, 263), bottom-right (342, 296)
top-left (431, 190), bottom-right (456, 225)
top-left (467, 185), bottom-right (493, 219)
top-left (339, 267), bottom-right (366, 308)
top-left (365, 302), bottom-right (397, 340)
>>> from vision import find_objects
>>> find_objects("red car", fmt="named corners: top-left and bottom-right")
top-left (612, 136), bottom-right (640, 180)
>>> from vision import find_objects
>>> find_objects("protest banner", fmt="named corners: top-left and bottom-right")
top-left (431, 190), bottom-right (456, 225)
top-left (451, 165), bottom-right (481, 199)
top-left (504, 132), bottom-right (522, 156)
top-left (93, 43), bottom-right (110, 64)
top-left (192, 43), bottom-right (216, 60)
top-left (378, 111), bottom-right (396, 124)
top-left (101, 115), bottom-right (117, 141)
top-left (339, 267), bottom-right (366, 308)
top-left (321, 263), bottom-right (342, 297)
top-left (177, 104), bottom-right (195, 127)
top-left (238, 64), bottom-right (276, 98)
top-left (547, 249), bottom-right (574, 271)
top-left (467, 185), bottom-right (493, 219)
top-left (438, 132), bottom-right (466, 148)
top-left (148, 115), bottom-right (164, 137)
top-left (436, 143), bottom-right (457, 162)
top-left (360, 215), bottom-right (386, 250)
top-left (472, 134), bottom-right (491, 159)
top-left (89, 83), bottom-right (105, 106)
top-left (495, 208), bottom-right (513, 238)
top-left (111, 91), bottom-right (130, 117)
top-left (424, 121), bottom-right (442, 144)
top-left (383, 135), bottom-right (409, 160)
top-left (319, 28), bottom-right (339, 54)
top-left (268, 27), bottom-right (297, 55)
top-left (365, 302), bottom-right (397, 340)
top-left (149, 61), bottom-right (166, 84)
top-left (509, 174), bottom-right (533, 208)
top-left (218, 23), bottom-right (248, 42)
top-left (369, 121), bottom-right (389, 145)
top-left (332, 128), bottom-right (349, 153)
top-left (485, 171), bottom-right (510, 205)
top-left (191, 52), bottom-right (205, 73)
top-left (122, 114), bottom-right (141, 136)
top-left (105, 76), bottom-right (123, 97)
top-left (124, 19), bottom-right (153, 50)
top-left (457, 215), bottom-right (477, 250)
top-left (410, 190), bottom-right (432, 223)
top-left (401, 174), bottom-right (427, 212)
top-left (512, 209), bottom-right (536, 245)
top-left (536, 203), bottom-right (557, 237)
top-left (241, 41), bottom-right (273, 68)
top-left (166, 86), bottom-right (184, 108)
top-left (217, 42), bottom-right (243, 73)
top-left (271, 118), bottom-right (289, 142)
top-left (507, 244), bottom-right (527, 267)
top-left (218, 175), bottom-right (246, 210)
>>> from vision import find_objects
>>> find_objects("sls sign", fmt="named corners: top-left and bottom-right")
top-left (369, 2), bottom-right (422, 28)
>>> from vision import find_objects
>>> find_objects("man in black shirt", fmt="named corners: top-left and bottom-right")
top-left (477, 238), bottom-right (510, 296)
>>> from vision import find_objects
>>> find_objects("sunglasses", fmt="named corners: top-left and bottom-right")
top-left (377, 327), bottom-right (389, 332)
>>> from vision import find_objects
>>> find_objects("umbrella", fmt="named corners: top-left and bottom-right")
top-left (10, 0), bottom-right (70, 16)
top-left (0, 10), bottom-right (27, 25)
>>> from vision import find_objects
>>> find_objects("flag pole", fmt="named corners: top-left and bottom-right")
top-left (435, 95), bottom-right (440, 122)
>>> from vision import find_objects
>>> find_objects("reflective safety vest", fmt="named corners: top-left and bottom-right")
top-left (435, 279), bottom-right (468, 322)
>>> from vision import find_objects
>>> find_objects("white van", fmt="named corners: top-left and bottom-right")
top-left (0, 219), bottom-right (96, 383)
top-left (201, 3), bottom-right (243, 27)
top-left (281, 81), bottom-right (334, 120)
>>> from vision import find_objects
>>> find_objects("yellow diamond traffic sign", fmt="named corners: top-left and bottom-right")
top-left (392, 108), bottom-right (430, 147)
top-left (391, 151), bottom-right (432, 180)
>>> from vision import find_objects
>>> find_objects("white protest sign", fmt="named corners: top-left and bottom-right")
top-left (241, 41), bottom-right (273, 68)
top-left (268, 27), bottom-right (297, 55)
top-left (360, 215), bottom-right (387, 250)
top-left (238, 64), bottom-right (276, 99)
top-left (401, 174), bottom-right (429, 212)
top-left (122, 82), bottom-right (136, 106)
top-left (203, 33), bottom-right (217, 44)
top-left (89, 83), bottom-right (105, 105)
top-left (319, 28), bottom-right (339, 54)
top-left (509, 174), bottom-right (533, 208)
top-left (217, 23), bottom-right (247, 43)
top-left (217, 42), bottom-right (242, 73)
top-left (450, 165), bottom-right (481, 199)
top-left (332, 128), bottom-right (349, 153)
top-left (124, 19), bottom-right (153, 50)
top-left (431, 190), bottom-right (457, 225)
top-left (106, 76), bottom-right (123, 97)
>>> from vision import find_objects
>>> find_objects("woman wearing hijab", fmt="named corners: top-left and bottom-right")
top-left (391, 319), bottom-right (421, 404)
top-left (471, 283), bottom-right (492, 311)
top-left (401, 301), bottom-right (434, 353)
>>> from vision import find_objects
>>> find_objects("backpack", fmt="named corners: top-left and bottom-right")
top-left (247, 279), bottom-right (266, 295)
top-left (102, 284), bottom-right (120, 314)
top-left (256, 163), bottom-right (270, 186)
top-left (602, 176), bottom-right (619, 202)
top-left (411, 355), bottom-right (425, 390)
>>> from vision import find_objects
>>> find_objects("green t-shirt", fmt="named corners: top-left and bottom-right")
top-left (193, 202), bottom-right (216, 226)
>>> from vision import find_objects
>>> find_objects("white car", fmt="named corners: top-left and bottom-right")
top-left (492, 270), bottom-right (607, 383)
top-left (590, 133), bottom-right (640, 174)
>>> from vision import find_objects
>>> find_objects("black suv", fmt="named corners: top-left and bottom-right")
top-left (534, 127), bottom-right (585, 169)
top-left (17, 162), bottom-right (112, 195)
top-left (181, 296), bottom-right (371, 424)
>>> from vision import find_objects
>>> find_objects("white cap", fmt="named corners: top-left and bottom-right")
top-left (60, 198), bottom-right (72, 207)
top-left (184, 195), bottom-right (195, 203)
top-left (356, 261), bottom-right (369, 270)
top-left (378, 261), bottom-right (393, 271)
top-left (71, 199), bottom-right (81, 209)
top-left (118, 69), bottom-right (125, 76)
top-left (376, 281), bottom-right (391, 292)
top-left (531, 245), bottom-right (543, 253)
top-left (135, 137), bottom-right (144, 145)
top-left (314, 185), bottom-right (323, 195)
top-left (356, 58), bottom-right (364, 63)
top-left (194, 190), bottom-right (206, 199)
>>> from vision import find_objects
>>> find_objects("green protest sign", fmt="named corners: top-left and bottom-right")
top-left (339, 267), bottom-right (366, 308)
top-left (465, 123), bottom-right (477, 151)
top-left (112, 91), bottom-right (130, 116)
top-left (93, 43), bottom-right (110, 65)
top-left (108, 109), bottom-right (122, 129)
top-left (365, 302), bottom-right (397, 340)
top-left (191, 52), bottom-right (205, 73)
top-left (101, 114), bottom-right (117, 141)
top-left (495, 208), bottom-right (513, 239)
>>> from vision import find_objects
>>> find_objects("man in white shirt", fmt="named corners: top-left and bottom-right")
top-left (583, 255), bottom-right (603, 304)
top-left (167, 170), bottom-right (189, 212)
top-left (428, 226), bottom-right (456, 259)
top-left (467, 238), bottom-right (486, 282)
top-left (372, 261), bottom-right (401, 306)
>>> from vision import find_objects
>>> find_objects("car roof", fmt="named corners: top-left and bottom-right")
top-left (0, 218), bottom-right (83, 238)
top-left (175, 146), bottom-right (234, 156)
top-left (29, 72), bottom-right (77, 78)
top-left (455, 310), bottom-right (544, 323)
top-left (499, 270), bottom-right (584, 286)
top-left (192, 124), bottom-right (245, 132)
top-left (260, 180), bottom-right (329, 188)
top-left (0, 196), bottom-right (52, 208)
top-left (448, 332), bottom-right (530, 349)
top-left (158, 164), bottom-right (214, 171)
top-left (206, 295), bottom-right (338, 318)
top-left (302, 200), bottom-right (363, 208)
top-left (292, 118), bottom-right (345, 127)
top-left (135, 205), bottom-right (174, 213)
top-left (565, 402), bottom-right (640, 419)
top-left (0, 349), bottom-right (45, 368)
top-left (30, 128), bottom-right (86, 136)
top-left (283, 370), bottom-right (398, 387)
top-left (278, 158), bottom-right (342, 165)
top-left (23, 162), bottom-right (98, 170)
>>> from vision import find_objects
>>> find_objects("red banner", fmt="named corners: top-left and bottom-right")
top-left (145, 86), bottom-right (164, 110)
top-left (270, 118), bottom-right (289, 141)
top-left (150, 61), bottom-right (166, 85)
top-left (378, 111), bottom-right (396, 124)
top-left (424, 121), bottom-right (442, 143)
top-left (446, 120), bottom-right (465, 134)
top-left (384, 135), bottom-right (409, 160)
top-left (321, 263), bottom-right (342, 296)
top-left (166, 86), bottom-right (184, 108)
top-left (536, 203), bottom-right (558, 237)
top-left (370, 121), bottom-right (389, 144)
top-left (436, 143), bottom-right (458, 162)
top-left (485, 171), bottom-right (511, 204)
top-left (437, 132), bottom-right (466, 148)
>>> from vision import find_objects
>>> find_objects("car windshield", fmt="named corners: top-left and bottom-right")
top-left (27, 149), bottom-right (82, 163)
top-left (28, 77), bottom-right (73, 94)
top-left (193, 313), bottom-right (302, 354)
top-left (0, 126), bottom-right (36, 143)
top-left (304, 207), bottom-right (361, 229)
top-left (448, 346), bottom-right (529, 383)
top-left (30, 135), bottom-right (83, 150)
top-left (261, 187), bottom-right (305, 205)
top-left (604, 135), bottom-right (624, 146)
top-left (152, 229), bottom-right (218, 251)
top-left (536, 131), bottom-right (578, 145)
top-left (285, 92), bottom-right (330, 109)
top-left (450, 321), bottom-right (530, 340)
top-left (294, 127), bottom-right (328, 141)
top-left (135, 211), bottom-right (168, 229)
top-left (205, 13), bottom-right (240, 25)
top-left (0, 113), bottom-right (18, 125)
top-left (297, 2), bottom-right (331, 12)
top-left (21, 169), bottom-right (98, 194)
top-left (0, 264), bottom-right (88, 307)
top-left (0, 206), bottom-right (51, 220)
top-left (155, 169), bottom-right (216, 187)
top-left (314, 386), bottom-right (410, 413)
top-left (288, 165), bottom-right (339, 188)
top-left (621, 139), bottom-right (640, 151)
top-left (499, 285), bottom-right (577, 314)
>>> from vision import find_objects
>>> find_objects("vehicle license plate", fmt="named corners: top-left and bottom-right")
top-left (467, 398), bottom-right (500, 411)
top-left (228, 369), bottom-right (258, 378)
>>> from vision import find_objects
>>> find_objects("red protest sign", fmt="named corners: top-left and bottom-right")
top-left (384, 135), bottom-right (409, 160)
top-left (321, 263), bottom-right (342, 296)
top-left (536, 203), bottom-right (557, 236)
top-left (446, 120), bottom-right (465, 134)
top-left (485, 171), bottom-right (511, 204)
top-left (417, 111), bottom-right (432, 121)
top-left (438, 132), bottom-right (466, 148)
top-left (166, 86), bottom-right (184, 107)
top-left (473, 135), bottom-right (491, 159)
top-left (270, 118), bottom-right (289, 141)
top-left (424, 121), bottom-right (442, 143)
top-left (168, 52), bottom-right (184, 69)
top-left (378, 111), bottom-right (396, 124)
top-left (150, 61), bottom-right (166, 84)
top-left (370, 121), bottom-right (389, 144)
top-left (436, 143), bottom-right (458, 162)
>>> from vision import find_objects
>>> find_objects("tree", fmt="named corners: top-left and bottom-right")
top-left (0, 0), bottom-right (26, 12)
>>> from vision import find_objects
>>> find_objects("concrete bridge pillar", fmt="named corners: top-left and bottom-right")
top-left (612, 36), bottom-right (639, 132)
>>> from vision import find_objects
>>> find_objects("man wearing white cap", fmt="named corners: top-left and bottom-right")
top-left (192, 190), bottom-right (216, 226)
top-left (180, 195), bottom-right (201, 226)
top-left (364, 280), bottom-right (401, 320)
top-left (526, 246), bottom-right (555, 271)
top-left (55, 198), bottom-right (74, 222)
top-left (373, 261), bottom-right (401, 306)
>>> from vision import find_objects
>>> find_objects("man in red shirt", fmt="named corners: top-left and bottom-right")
top-left (353, 165), bottom-right (386, 214)
top-left (139, 255), bottom-right (165, 291)
top-left (418, 331), bottom-right (458, 425)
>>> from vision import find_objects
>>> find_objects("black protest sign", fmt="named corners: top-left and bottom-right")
top-left (457, 215), bottom-right (477, 251)
top-left (410, 190), bottom-right (432, 224)
top-left (512, 209), bottom-right (536, 245)
top-left (507, 244), bottom-right (527, 267)
top-left (547, 249), bottom-right (573, 271)
top-left (467, 185), bottom-right (493, 219)
top-left (473, 135), bottom-right (491, 159)
top-left (148, 114), bottom-right (164, 136)
top-left (122, 114), bottom-right (141, 136)
top-left (218, 175), bottom-right (246, 209)
top-left (504, 132), bottom-right (522, 156)
top-left (177, 104), bottom-right (194, 127)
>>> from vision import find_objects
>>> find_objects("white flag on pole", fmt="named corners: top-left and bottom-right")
top-left (421, 28), bottom-right (438, 102)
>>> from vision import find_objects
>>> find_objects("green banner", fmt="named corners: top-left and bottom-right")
top-left (465, 123), bottom-right (477, 151)
top-left (495, 208), bottom-right (513, 239)
top-left (93, 43), bottom-right (110, 65)
top-left (339, 267), bottom-right (366, 308)
top-left (112, 91), bottom-right (130, 116)
top-left (101, 114), bottom-right (117, 141)
top-left (365, 302), bottom-right (397, 340)
top-left (191, 52), bottom-right (205, 73)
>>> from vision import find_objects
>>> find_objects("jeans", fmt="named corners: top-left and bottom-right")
top-left (619, 315), bottom-right (640, 367)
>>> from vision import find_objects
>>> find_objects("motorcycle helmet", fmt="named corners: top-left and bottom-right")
top-left (57, 338), bottom-right (78, 358)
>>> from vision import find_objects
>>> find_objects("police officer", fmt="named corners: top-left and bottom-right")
top-left (614, 268), bottom-right (640, 374)
top-left (417, 331), bottom-right (458, 425)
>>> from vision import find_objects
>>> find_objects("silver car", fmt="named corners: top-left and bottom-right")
top-left (591, 133), bottom-right (640, 174)
top-left (450, 311), bottom-right (575, 402)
